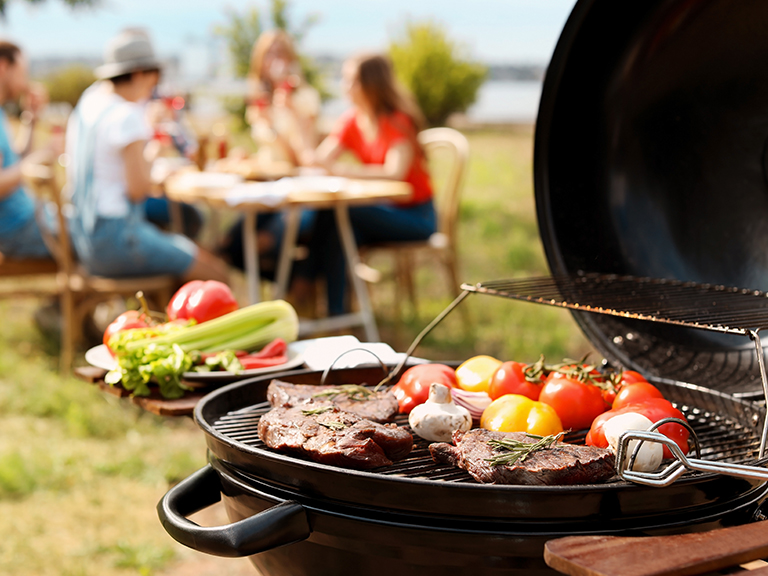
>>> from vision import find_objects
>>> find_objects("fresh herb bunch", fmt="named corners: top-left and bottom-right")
top-left (485, 432), bottom-right (566, 467)
top-left (301, 406), bottom-right (334, 416)
top-left (312, 384), bottom-right (374, 401)
top-left (318, 420), bottom-right (347, 430)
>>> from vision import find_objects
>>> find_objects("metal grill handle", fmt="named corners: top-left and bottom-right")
top-left (616, 430), bottom-right (768, 487)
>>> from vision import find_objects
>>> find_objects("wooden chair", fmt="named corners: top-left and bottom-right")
top-left (360, 127), bottom-right (470, 323)
top-left (21, 154), bottom-right (176, 373)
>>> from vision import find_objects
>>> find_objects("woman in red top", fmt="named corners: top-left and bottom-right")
top-left (310, 53), bottom-right (437, 315)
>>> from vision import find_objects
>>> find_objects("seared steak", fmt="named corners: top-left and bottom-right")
top-left (429, 429), bottom-right (615, 485)
top-left (267, 380), bottom-right (399, 423)
top-left (258, 405), bottom-right (413, 470)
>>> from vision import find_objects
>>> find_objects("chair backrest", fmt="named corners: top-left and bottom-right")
top-left (20, 153), bottom-right (75, 277)
top-left (418, 127), bottom-right (469, 245)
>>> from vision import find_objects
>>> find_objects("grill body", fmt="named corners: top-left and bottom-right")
top-left (155, 366), bottom-right (768, 576)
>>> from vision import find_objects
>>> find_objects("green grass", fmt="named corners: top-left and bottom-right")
top-left (0, 301), bottom-right (205, 575)
top-left (0, 126), bottom-right (596, 575)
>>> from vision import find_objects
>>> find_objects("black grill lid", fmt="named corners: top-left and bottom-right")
top-left (534, 0), bottom-right (768, 396)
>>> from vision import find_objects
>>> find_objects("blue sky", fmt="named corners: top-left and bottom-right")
top-left (0, 0), bottom-right (578, 67)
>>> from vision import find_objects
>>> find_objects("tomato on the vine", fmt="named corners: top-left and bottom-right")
top-left (587, 397), bottom-right (689, 458)
top-left (620, 370), bottom-right (648, 385)
top-left (538, 367), bottom-right (610, 431)
top-left (488, 361), bottom-right (542, 401)
top-left (612, 381), bottom-right (664, 410)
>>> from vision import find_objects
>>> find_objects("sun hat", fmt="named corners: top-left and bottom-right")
top-left (94, 29), bottom-right (162, 80)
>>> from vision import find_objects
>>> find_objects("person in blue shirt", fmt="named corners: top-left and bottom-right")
top-left (0, 41), bottom-right (51, 259)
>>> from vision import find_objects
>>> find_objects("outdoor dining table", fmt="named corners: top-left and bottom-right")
top-left (163, 169), bottom-right (412, 341)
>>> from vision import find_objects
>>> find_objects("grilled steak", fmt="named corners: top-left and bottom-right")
top-left (258, 405), bottom-right (413, 470)
top-left (267, 380), bottom-right (399, 423)
top-left (429, 429), bottom-right (615, 485)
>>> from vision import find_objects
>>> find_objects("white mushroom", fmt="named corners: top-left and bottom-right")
top-left (408, 383), bottom-right (472, 442)
top-left (603, 412), bottom-right (663, 472)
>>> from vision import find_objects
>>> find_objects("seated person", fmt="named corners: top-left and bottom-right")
top-left (219, 30), bottom-right (319, 275)
top-left (308, 53), bottom-right (436, 315)
top-left (0, 41), bottom-right (53, 259)
top-left (143, 91), bottom-right (203, 239)
top-left (65, 29), bottom-right (229, 282)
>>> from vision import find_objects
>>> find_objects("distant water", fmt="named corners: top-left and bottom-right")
top-left (321, 79), bottom-right (542, 125)
top-left (466, 80), bottom-right (542, 124)
top-left (192, 79), bottom-right (543, 126)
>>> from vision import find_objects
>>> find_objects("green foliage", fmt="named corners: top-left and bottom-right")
top-left (389, 21), bottom-right (488, 126)
top-left (213, 6), bottom-right (263, 79)
top-left (42, 65), bottom-right (95, 107)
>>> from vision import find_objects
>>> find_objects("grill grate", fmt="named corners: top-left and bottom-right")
top-left (462, 274), bottom-right (768, 335)
top-left (212, 399), bottom-right (762, 484)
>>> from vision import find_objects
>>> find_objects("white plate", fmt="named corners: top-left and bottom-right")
top-left (85, 341), bottom-right (307, 382)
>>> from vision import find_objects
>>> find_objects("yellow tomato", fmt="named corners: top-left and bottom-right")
top-left (480, 394), bottom-right (563, 436)
top-left (455, 355), bottom-right (503, 393)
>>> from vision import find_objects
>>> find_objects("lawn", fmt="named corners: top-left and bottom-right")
top-left (0, 126), bottom-right (594, 576)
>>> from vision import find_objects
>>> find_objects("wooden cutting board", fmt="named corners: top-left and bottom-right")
top-left (544, 521), bottom-right (768, 576)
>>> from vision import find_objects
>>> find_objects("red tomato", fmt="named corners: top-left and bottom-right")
top-left (538, 371), bottom-right (609, 431)
top-left (103, 310), bottom-right (149, 355)
top-left (587, 398), bottom-right (689, 458)
top-left (621, 370), bottom-right (648, 385)
top-left (488, 361), bottom-right (542, 401)
top-left (166, 280), bottom-right (238, 324)
top-left (392, 364), bottom-right (457, 414)
top-left (612, 381), bottom-right (665, 410)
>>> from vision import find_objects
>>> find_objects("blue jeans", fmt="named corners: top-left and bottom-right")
top-left (0, 215), bottom-right (50, 258)
top-left (310, 200), bottom-right (436, 315)
top-left (70, 205), bottom-right (197, 277)
top-left (143, 197), bottom-right (203, 240)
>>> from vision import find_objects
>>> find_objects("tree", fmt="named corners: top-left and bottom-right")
top-left (389, 21), bottom-right (488, 127)
top-left (42, 65), bottom-right (95, 107)
top-left (213, 6), bottom-right (263, 79)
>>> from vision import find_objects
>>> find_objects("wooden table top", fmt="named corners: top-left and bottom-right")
top-left (212, 157), bottom-right (297, 181)
top-left (163, 170), bottom-right (413, 211)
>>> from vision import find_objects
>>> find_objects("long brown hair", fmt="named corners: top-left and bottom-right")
top-left (249, 30), bottom-right (297, 91)
top-left (350, 53), bottom-right (426, 134)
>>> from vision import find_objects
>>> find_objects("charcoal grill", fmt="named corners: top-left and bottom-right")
top-left (158, 0), bottom-right (768, 573)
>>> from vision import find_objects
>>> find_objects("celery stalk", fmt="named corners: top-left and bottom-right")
top-left (107, 300), bottom-right (299, 398)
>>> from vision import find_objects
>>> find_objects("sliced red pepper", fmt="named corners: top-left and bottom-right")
top-left (250, 338), bottom-right (287, 359)
top-left (239, 354), bottom-right (289, 370)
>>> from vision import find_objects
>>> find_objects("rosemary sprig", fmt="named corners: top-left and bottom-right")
top-left (485, 431), bottom-right (566, 467)
top-left (318, 420), bottom-right (347, 430)
top-left (301, 406), bottom-right (334, 416)
top-left (312, 384), bottom-right (374, 401)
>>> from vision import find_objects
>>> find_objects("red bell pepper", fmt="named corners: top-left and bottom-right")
top-left (586, 397), bottom-right (689, 458)
top-left (166, 280), bottom-right (238, 324)
top-left (237, 338), bottom-right (289, 370)
top-left (392, 364), bottom-right (458, 414)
